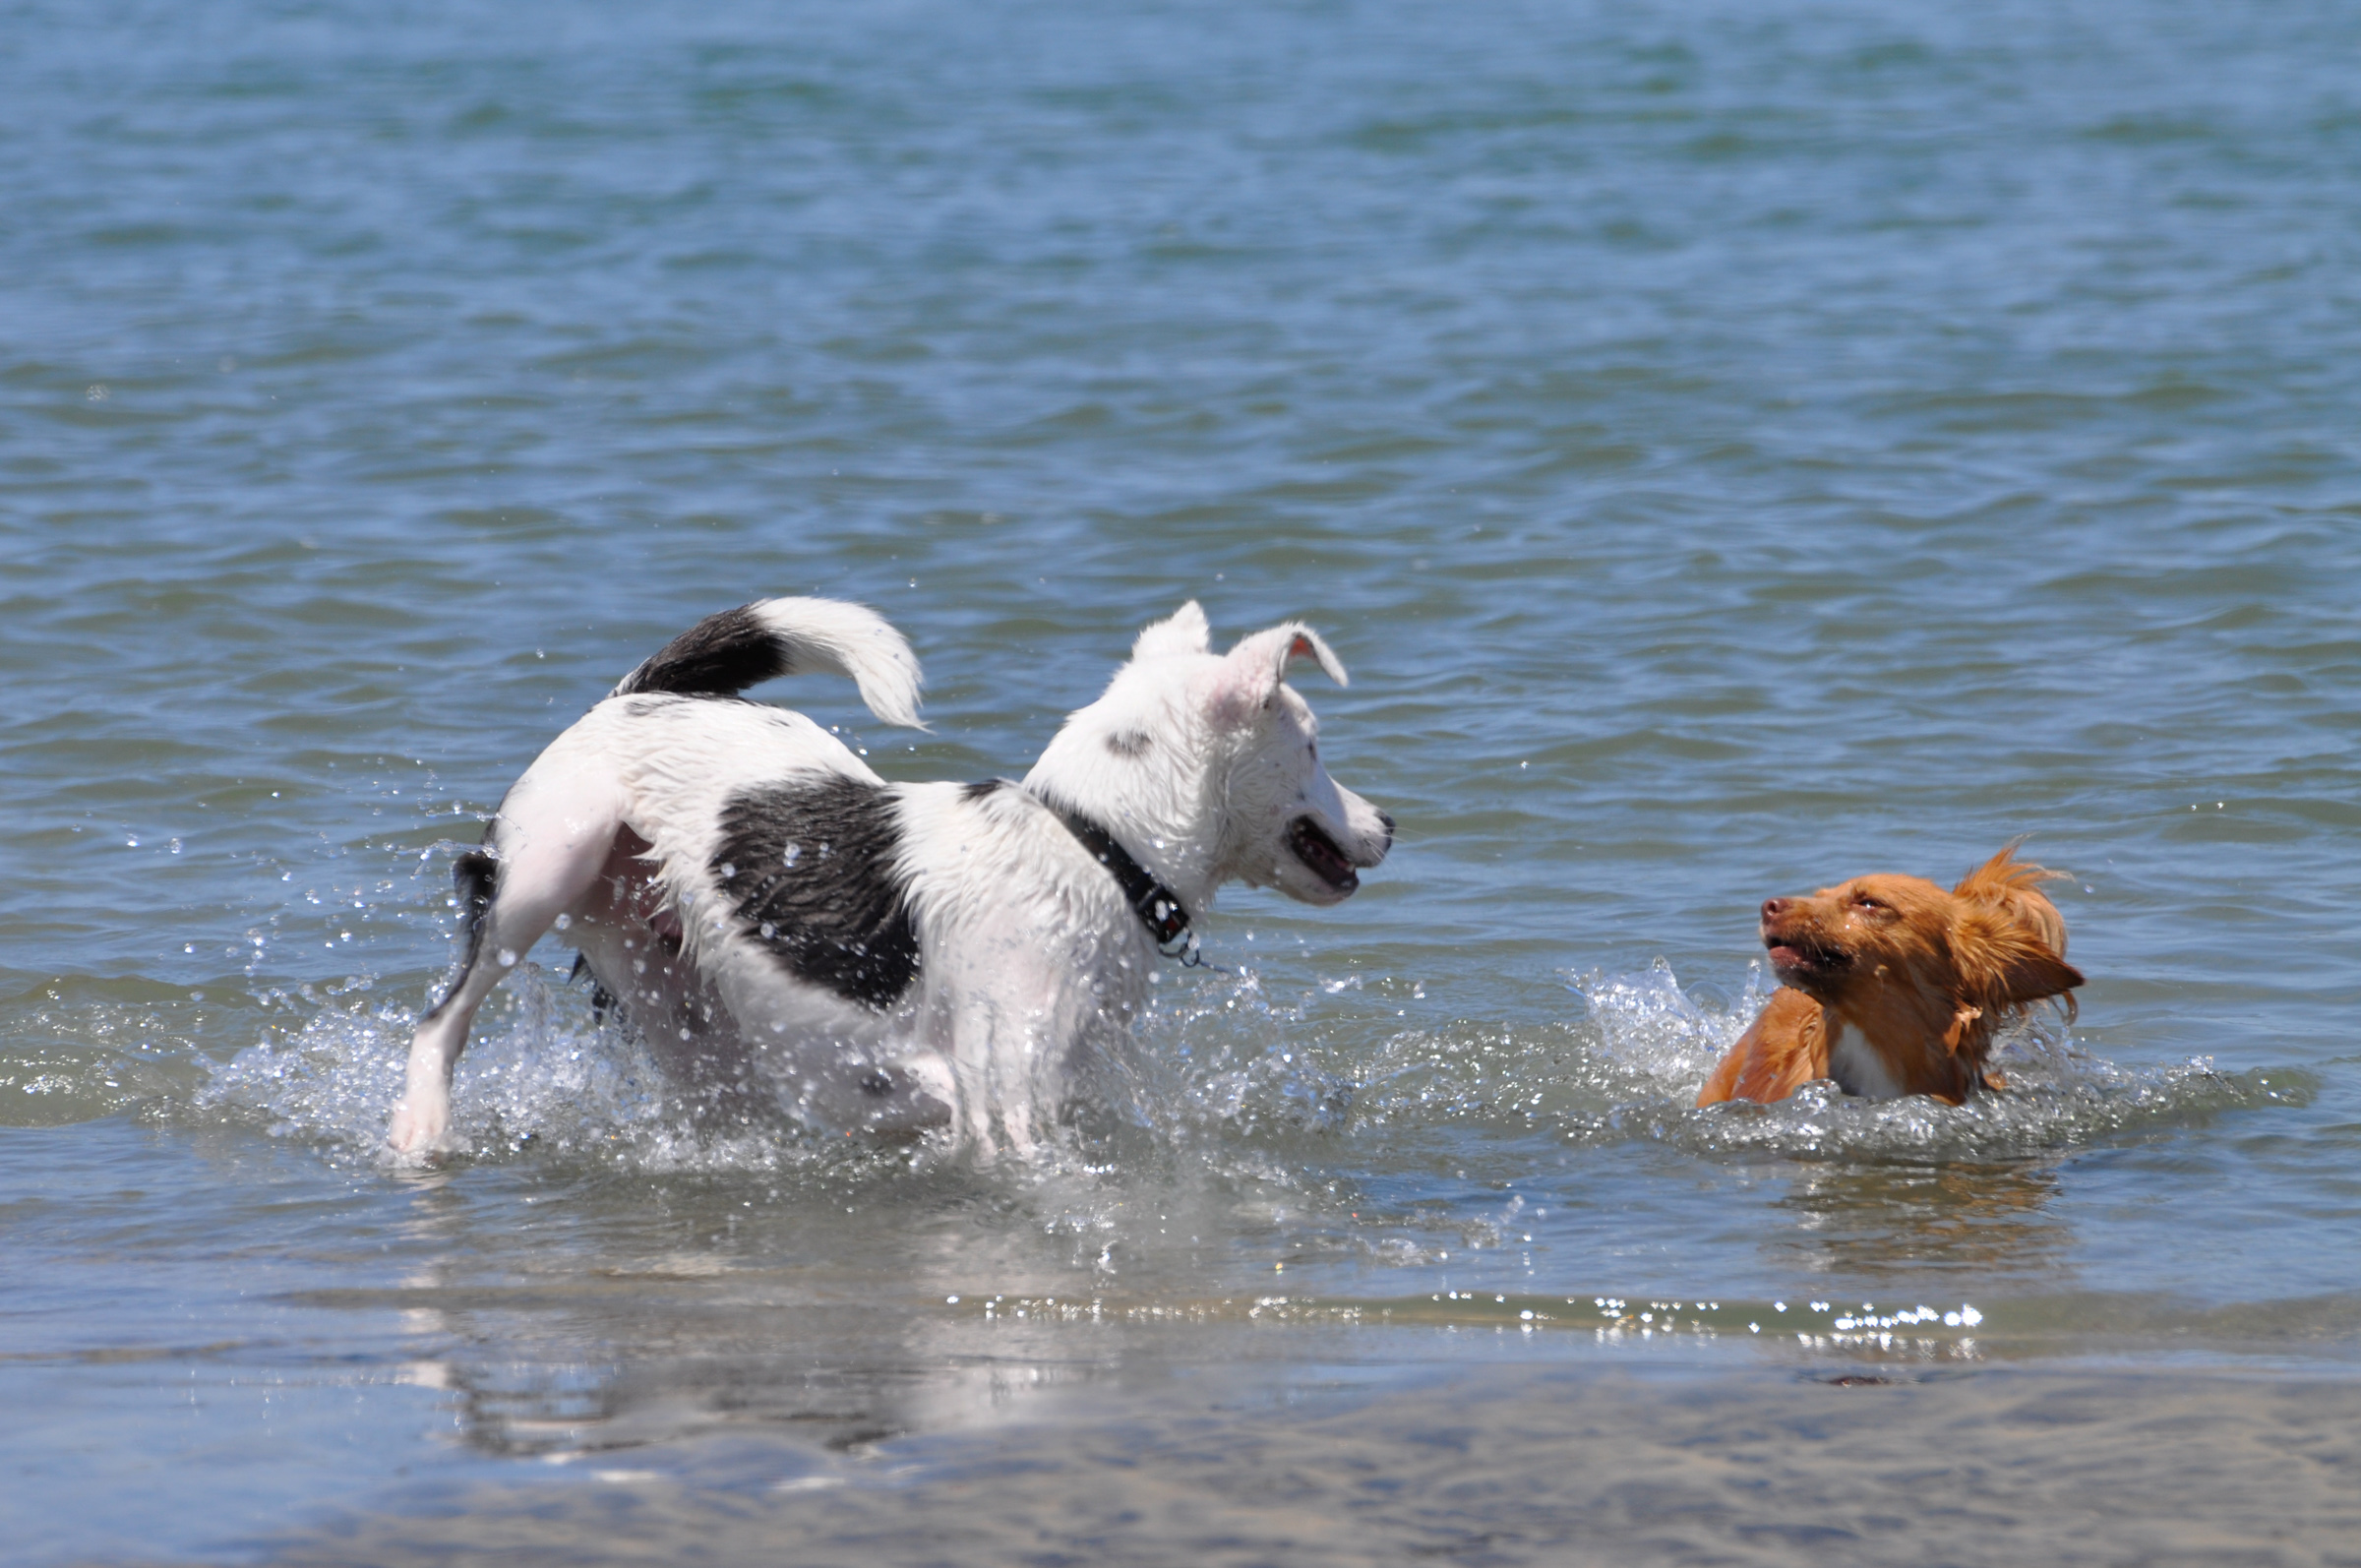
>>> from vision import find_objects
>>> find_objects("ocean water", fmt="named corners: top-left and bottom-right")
top-left (7, 0), bottom-right (2361, 1561)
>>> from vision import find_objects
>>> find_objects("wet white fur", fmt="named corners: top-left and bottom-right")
top-left (388, 599), bottom-right (1391, 1161)
top-left (1825, 1019), bottom-right (1907, 1101)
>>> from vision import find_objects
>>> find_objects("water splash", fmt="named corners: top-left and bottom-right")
top-left (1564, 959), bottom-right (2296, 1161)
top-left (188, 951), bottom-right (2302, 1180)
top-left (196, 964), bottom-right (916, 1176)
top-left (1572, 956), bottom-right (1768, 1092)
top-left (1109, 958), bottom-right (2300, 1163)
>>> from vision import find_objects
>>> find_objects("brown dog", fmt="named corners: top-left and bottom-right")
top-left (1698, 844), bottom-right (2084, 1107)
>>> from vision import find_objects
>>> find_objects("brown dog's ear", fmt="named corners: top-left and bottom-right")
top-left (1952, 905), bottom-right (2085, 1014)
top-left (1953, 839), bottom-right (2067, 901)
top-left (1954, 840), bottom-right (2072, 954)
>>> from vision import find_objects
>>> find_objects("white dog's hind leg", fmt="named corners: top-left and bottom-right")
top-left (388, 766), bottom-right (623, 1158)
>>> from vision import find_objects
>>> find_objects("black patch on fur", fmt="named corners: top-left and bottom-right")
top-left (613, 604), bottom-right (789, 698)
top-left (568, 952), bottom-right (617, 1024)
top-left (423, 847), bottom-right (500, 1021)
top-left (960, 777), bottom-right (1009, 803)
top-left (1105, 730), bottom-right (1152, 758)
top-left (713, 775), bottom-right (919, 1009)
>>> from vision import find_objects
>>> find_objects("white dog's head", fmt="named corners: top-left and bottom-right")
top-left (1025, 602), bottom-right (1393, 911)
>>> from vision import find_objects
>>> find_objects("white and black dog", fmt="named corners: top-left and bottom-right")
top-left (389, 598), bottom-right (1392, 1160)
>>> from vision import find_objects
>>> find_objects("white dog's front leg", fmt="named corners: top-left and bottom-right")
top-left (938, 974), bottom-right (1084, 1162)
top-left (927, 991), bottom-right (1020, 1161)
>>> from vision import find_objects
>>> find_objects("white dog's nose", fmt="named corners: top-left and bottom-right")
top-left (1333, 790), bottom-right (1392, 868)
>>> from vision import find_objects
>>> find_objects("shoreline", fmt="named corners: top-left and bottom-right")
top-left (240, 1357), bottom-right (2361, 1567)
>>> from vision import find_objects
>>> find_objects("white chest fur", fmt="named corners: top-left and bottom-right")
top-left (1825, 1018), bottom-right (1906, 1101)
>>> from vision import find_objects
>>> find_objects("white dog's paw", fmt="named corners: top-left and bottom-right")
top-left (385, 1098), bottom-right (454, 1164)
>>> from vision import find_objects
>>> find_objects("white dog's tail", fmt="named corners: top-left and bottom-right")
top-left (611, 598), bottom-right (925, 728)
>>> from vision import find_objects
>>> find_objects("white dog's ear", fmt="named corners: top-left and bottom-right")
top-left (1208, 622), bottom-right (1349, 724)
top-left (1132, 601), bottom-right (1213, 662)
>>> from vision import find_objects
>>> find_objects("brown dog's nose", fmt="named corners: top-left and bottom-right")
top-left (1761, 897), bottom-right (1786, 921)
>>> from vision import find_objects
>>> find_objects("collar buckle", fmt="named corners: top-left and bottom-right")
top-left (1045, 802), bottom-right (1199, 960)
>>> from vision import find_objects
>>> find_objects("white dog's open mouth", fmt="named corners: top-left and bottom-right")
top-left (1287, 816), bottom-right (1360, 893)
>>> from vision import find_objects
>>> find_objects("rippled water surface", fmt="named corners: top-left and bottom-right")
top-left (8, 0), bottom-right (2361, 1561)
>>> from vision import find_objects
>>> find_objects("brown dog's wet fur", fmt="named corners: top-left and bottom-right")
top-left (1698, 843), bottom-right (2085, 1108)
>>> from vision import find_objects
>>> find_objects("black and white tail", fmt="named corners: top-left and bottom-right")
top-left (611, 598), bottom-right (925, 728)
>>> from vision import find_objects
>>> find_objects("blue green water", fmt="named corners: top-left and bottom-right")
top-left (7, 1), bottom-right (2361, 1561)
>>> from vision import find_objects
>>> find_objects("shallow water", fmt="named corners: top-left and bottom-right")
top-left (8, 0), bottom-right (2361, 1561)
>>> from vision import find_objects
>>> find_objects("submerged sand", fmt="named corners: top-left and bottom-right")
top-left (253, 1360), bottom-right (2360, 1567)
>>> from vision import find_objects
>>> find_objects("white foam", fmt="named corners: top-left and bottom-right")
top-left (1569, 960), bottom-right (2265, 1160)
top-left (192, 953), bottom-right (2289, 1177)
top-left (196, 963), bottom-right (904, 1175)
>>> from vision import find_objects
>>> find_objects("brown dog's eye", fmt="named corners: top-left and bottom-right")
top-left (1852, 895), bottom-right (1883, 911)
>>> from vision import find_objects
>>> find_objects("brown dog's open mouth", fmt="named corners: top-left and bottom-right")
top-left (1765, 934), bottom-right (1848, 982)
top-left (1287, 816), bottom-right (1359, 893)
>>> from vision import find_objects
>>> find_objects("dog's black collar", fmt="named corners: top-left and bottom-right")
top-left (1048, 805), bottom-right (1196, 958)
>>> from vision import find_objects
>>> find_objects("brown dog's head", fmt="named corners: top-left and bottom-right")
top-left (1759, 843), bottom-right (2085, 1040)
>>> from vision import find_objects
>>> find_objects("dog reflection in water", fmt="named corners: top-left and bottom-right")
top-left (389, 598), bottom-right (1392, 1161)
top-left (1699, 843), bottom-right (2084, 1107)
